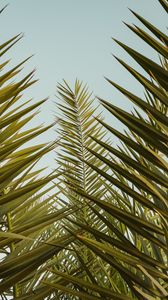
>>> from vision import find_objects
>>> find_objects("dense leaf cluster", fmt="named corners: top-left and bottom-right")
top-left (0, 0), bottom-right (167, 299)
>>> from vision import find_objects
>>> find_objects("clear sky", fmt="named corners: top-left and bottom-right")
top-left (0, 0), bottom-right (167, 171)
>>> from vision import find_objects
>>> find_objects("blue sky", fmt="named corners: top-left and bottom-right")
top-left (1, 0), bottom-right (167, 170)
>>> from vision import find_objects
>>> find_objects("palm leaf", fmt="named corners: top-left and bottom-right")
top-left (0, 35), bottom-right (73, 299)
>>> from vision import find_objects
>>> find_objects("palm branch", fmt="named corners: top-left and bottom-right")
top-left (0, 35), bottom-right (74, 299)
top-left (45, 79), bottom-right (119, 299)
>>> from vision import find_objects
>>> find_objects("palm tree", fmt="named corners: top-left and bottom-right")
top-left (49, 0), bottom-right (168, 299)
top-left (0, 0), bottom-right (167, 299)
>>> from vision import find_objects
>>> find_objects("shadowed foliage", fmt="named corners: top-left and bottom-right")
top-left (0, 34), bottom-right (75, 299)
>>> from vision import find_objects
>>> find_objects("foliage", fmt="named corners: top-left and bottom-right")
top-left (0, 0), bottom-right (168, 299)
top-left (0, 33), bottom-right (74, 299)
top-left (49, 1), bottom-right (168, 299)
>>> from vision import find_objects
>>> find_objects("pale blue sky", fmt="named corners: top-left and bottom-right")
top-left (0, 0), bottom-right (167, 170)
